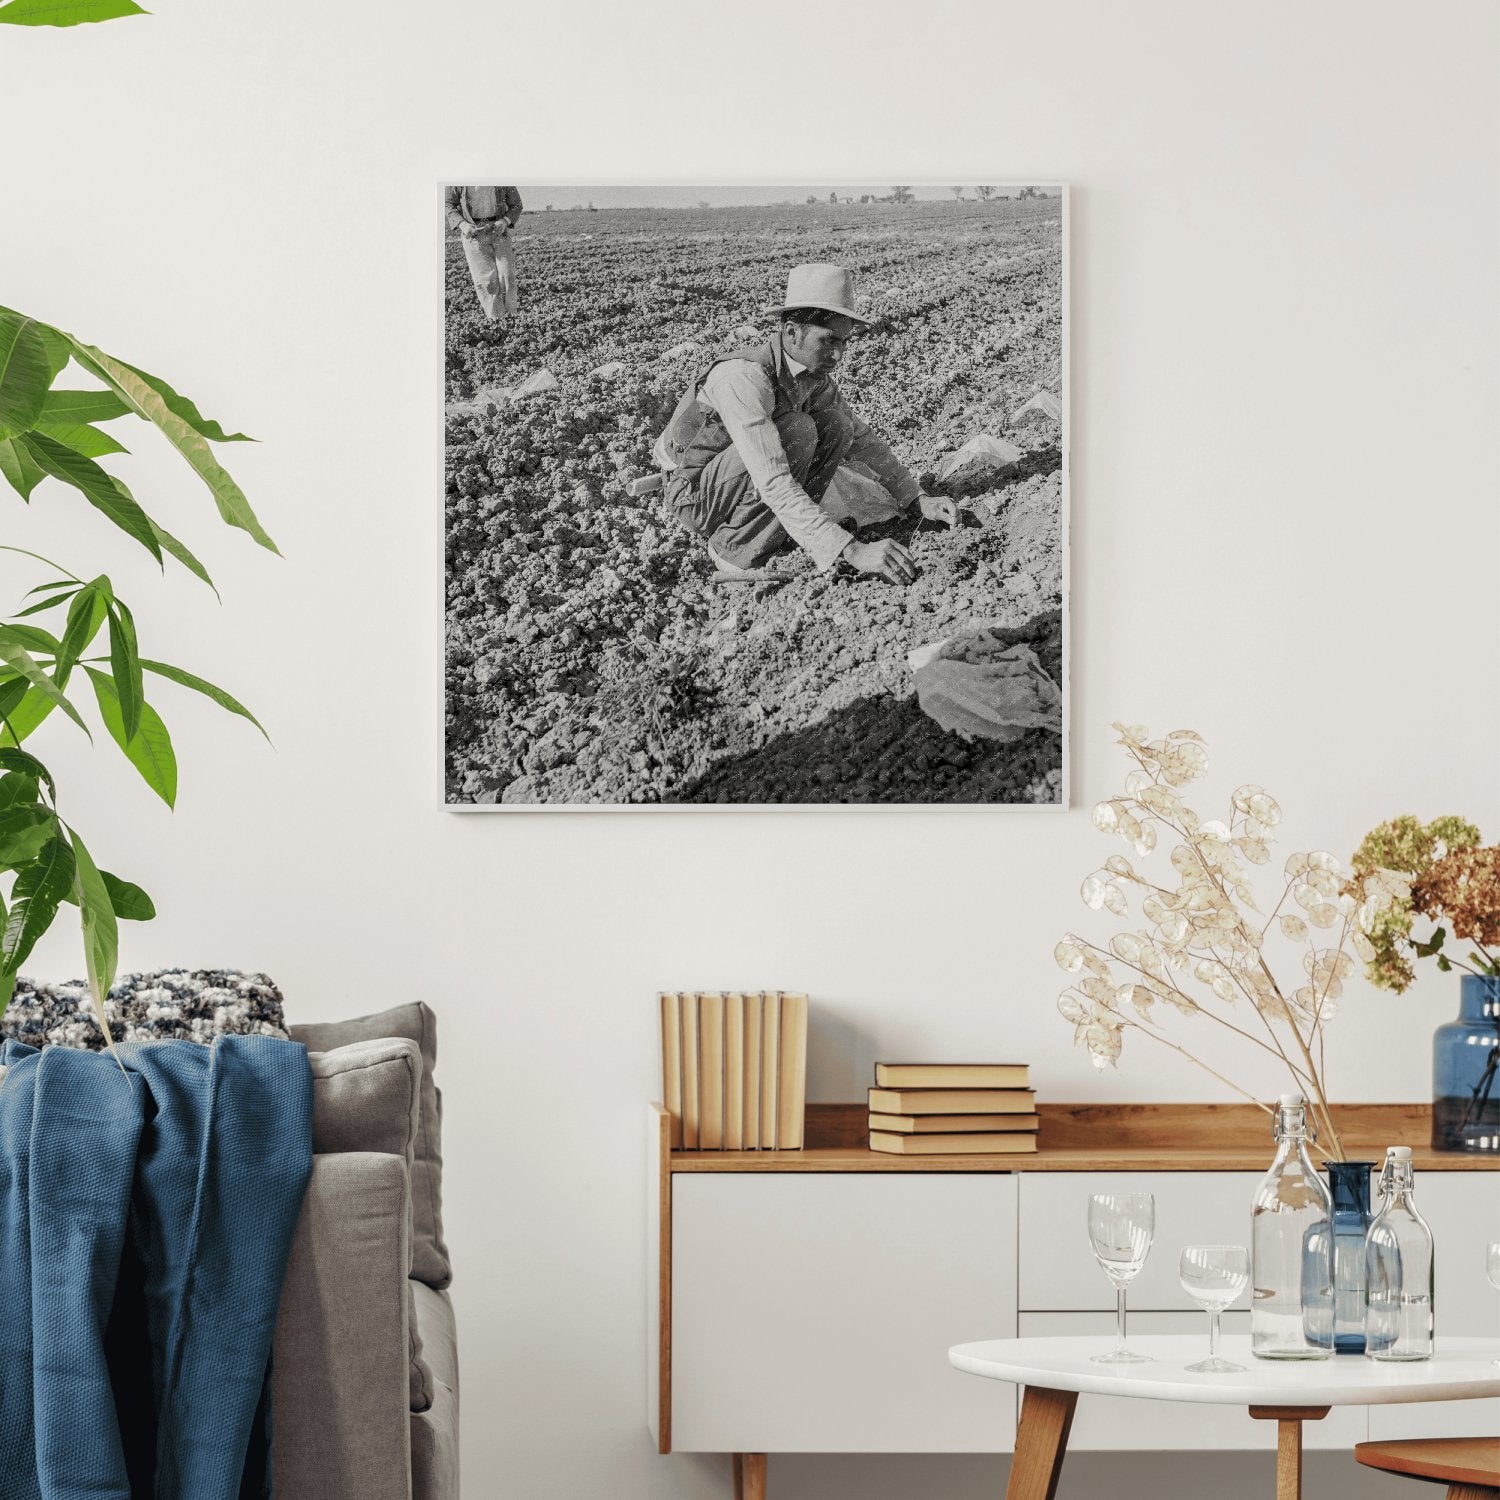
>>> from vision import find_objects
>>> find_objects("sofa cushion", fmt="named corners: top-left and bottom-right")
top-left (410, 1285), bottom-right (459, 1500)
top-left (0, 969), bottom-right (287, 1050)
top-left (289, 1003), bottom-right (450, 1289)
top-left (306, 1038), bottom-right (434, 1412)
top-left (309, 1038), bottom-right (422, 1163)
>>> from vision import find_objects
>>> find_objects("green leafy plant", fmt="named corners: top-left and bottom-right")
top-left (0, 305), bottom-right (274, 1036)
top-left (0, 0), bottom-right (146, 26)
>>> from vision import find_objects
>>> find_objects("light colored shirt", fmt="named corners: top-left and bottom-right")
top-left (656, 349), bottom-right (922, 572)
top-left (444, 186), bottom-right (523, 231)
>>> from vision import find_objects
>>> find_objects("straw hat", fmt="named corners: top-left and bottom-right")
top-left (764, 263), bottom-right (870, 324)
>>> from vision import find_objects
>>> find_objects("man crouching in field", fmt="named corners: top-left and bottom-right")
top-left (653, 264), bottom-right (956, 585)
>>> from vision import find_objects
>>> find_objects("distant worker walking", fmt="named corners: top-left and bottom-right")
top-left (446, 185), bottom-right (523, 324)
top-left (653, 264), bottom-right (956, 584)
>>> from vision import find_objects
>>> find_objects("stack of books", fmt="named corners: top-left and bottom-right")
top-left (867, 1062), bottom-right (1039, 1154)
top-left (660, 992), bottom-right (808, 1151)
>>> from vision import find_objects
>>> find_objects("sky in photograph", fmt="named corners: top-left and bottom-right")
top-left (519, 184), bottom-right (1060, 208)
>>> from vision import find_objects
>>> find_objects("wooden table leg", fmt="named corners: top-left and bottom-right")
top-left (1445, 1487), bottom-right (1500, 1500)
top-left (1248, 1405), bottom-right (1331, 1500)
top-left (732, 1453), bottom-right (766, 1500)
top-left (1006, 1385), bottom-right (1078, 1500)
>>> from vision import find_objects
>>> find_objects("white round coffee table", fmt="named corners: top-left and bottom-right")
top-left (949, 1335), bottom-right (1500, 1500)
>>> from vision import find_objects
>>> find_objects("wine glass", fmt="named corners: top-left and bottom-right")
top-left (1087, 1192), bottom-right (1155, 1363)
top-left (1180, 1245), bottom-right (1249, 1372)
top-left (1487, 1242), bottom-right (1500, 1364)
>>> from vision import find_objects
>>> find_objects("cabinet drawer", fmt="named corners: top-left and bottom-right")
top-left (672, 1173), bottom-right (1017, 1453)
top-left (1016, 1312), bottom-right (1367, 1450)
top-left (1020, 1172), bottom-right (1262, 1311)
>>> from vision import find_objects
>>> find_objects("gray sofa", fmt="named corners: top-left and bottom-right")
top-left (272, 1003), bottom-right (459, 1500)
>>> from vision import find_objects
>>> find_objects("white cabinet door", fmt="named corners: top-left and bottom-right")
top-left (1020, 1172), bottom-right (1263, 1311)
top-left (1015, 1313), bottom-right (1367, 1450)
top-left (1367, 1171), bottom-right (1500, 1442)
top-left (672, 1173), bottom-right (1017, 1453)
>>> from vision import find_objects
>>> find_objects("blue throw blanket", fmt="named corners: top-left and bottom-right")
top-left (0, 1035), bottom-right (312, 1500)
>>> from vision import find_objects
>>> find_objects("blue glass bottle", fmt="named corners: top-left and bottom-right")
top-left (1317, 1159), bottom-right (1375, 1353)
top-left (1432, 975), bottom-right (1500, 1154)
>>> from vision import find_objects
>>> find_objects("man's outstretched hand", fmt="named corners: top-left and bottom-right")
top-left (917, 493), bottom-right (958, 528)
top-left (844, 538), bottom-right (918, 586)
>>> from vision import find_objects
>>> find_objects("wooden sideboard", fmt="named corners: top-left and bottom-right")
top-left (646, 1102), bottom-right (1500, 1495)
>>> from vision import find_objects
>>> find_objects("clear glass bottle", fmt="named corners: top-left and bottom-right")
top-left (1251, 1092), bottom-right (1334, 1359)
top-left (1364, 1145), bottom-right (1435, 1360)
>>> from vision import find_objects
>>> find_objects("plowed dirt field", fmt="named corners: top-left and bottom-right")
top-left (444, 197), bottom-right (1065, 805)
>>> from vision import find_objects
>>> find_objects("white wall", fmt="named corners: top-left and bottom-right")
top-left (2, 1), bottom-right (1496, 1496)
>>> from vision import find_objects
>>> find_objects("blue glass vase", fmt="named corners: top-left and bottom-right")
top-left (1432, 976), bottom-right (1500, 1154)
top-left (1321, 1159), bottom-right (1374, 1353)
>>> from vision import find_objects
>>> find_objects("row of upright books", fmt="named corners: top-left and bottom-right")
top-left (660, 991), bottom-right (807, 1151)
top-left (868, 1062), bottom-right (1039, 1154)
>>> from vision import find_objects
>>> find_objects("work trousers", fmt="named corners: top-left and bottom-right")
top-left (673, 407), bottom-right (854, 568)
top-left (461, 223), bottom-right (518, 323)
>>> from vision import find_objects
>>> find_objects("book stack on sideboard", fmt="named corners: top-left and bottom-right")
top-left (867, 1062), bottom-right (1039, 1154)
top-left (660, 992), bottom-right (808, 1150)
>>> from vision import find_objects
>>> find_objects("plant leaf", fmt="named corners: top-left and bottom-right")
top-left (0, 677), bottom-right (27, 722)
top-left (0, 630), bottom-right (89, 737)
top-left (1, 832), bottom-right (75, 979)
top-left (0, 308), bottom-right (52, 441)
top-left (17, 432), bottom-right (163, 563)
top-left (101, 870), bottom-right (153, 921)
top-left (0, 748), bottom-right (53, 794)
top-left (0, 0), bottom-right (148, 24)
top-left (115, 360), bottom-right (252, 443)
top-left (139, 657), bottom-right (268, 739)
top-left (31, 415), bottom-right (129, 459)
top-left (0, 690), bottom-right (55, 745)
top-left (148, 521), bottom-right (216, 593)
top-left (0, 806), bottom-right (55, 866)
top-left (106, 599), bottom-right (142, 743)
top-left (84, 667), bottom-right (175, 805)
top-left (0, 435), bottom-right (46, 499)
top-left (67, 828), bottom-right (119, 1053)
top-left (55, 581), bottom-right (107, 686)
top-left (63, 341), bottom-right (276, 553)
top-left (0, 623), bottom-right (61, 656)
top-left (13, 593), bottom-right (75, 617)
top-left (39, 388), bottom-right (130, 425)
top-left (0, 772), bottom-right (38, 812)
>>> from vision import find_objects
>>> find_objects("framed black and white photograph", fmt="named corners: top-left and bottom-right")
top-left (443, 184), bottom-right (1068, 808)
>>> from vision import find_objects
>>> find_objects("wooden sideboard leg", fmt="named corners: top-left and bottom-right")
top-left (1006, 1385), bottom-right (1078, 1500)
top-left (733, 1453), bottom-right (767, 1500)
top-left (1248, 1405), bottom-right (1330, 1500)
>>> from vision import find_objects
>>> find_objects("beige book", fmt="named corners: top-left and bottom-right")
top-left (874, 1062), bottom-right (1031, 1090)
top-left (681, 992), bottom-right (700, 1149)
top-left (659, 992), bottom-right (683, 1149)
top-left (698, 992), bottom-right (724, 1150)
top-left (760, 989), bottom-right (780, 1149)
top-left (724, 993), bottom-right (744, 1151)
top-left (777, 992), bottom-right (808, 1150)
top-left (869, 1131), bottom-right (1040, 1155)
top-left (742, 991), bottom-right (763, 1150)
top-left (868, 1112), bottom-right (1041, 1134)
top-left (867, 1087), bottom-right (1038, 1116)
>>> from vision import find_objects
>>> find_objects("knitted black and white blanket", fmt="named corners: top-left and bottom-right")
top-left (0, 969), bottom-right (288, 1051)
